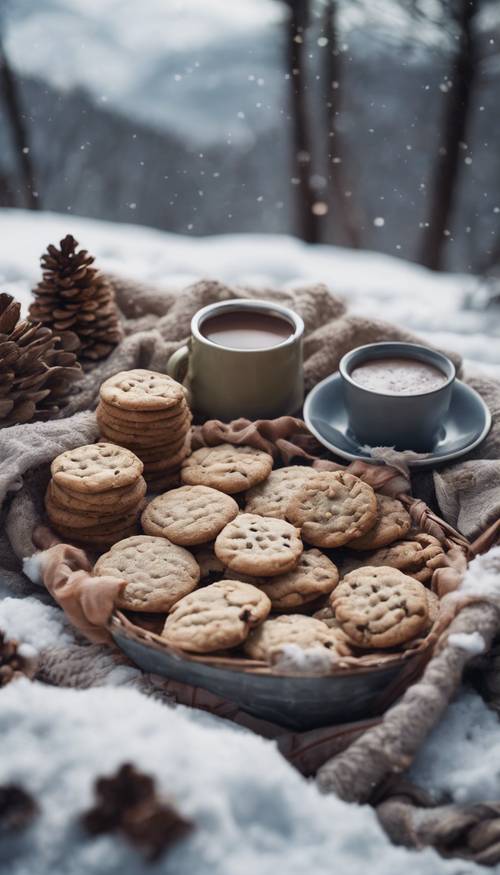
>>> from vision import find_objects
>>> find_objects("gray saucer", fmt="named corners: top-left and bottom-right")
top-left (304, 373), bottom-right (491, 468)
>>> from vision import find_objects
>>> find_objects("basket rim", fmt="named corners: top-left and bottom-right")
top-left (109, 608), bottom-right (429, 679)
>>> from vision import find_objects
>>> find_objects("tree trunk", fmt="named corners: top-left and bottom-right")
top-left (284, 0), bottom-right (322, 243)
top-left (322, 0), bottom-right (361, 248)
top-left (419, 0), bottom-right (477, 270)
top-left (0, 40), bottom-right (40, 210)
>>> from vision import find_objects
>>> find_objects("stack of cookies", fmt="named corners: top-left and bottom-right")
top-left (96, 369), bottom-right (192, 491)
top-left (45, 442), bottom-right (146, 546)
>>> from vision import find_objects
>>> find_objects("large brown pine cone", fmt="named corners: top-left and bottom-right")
top-left (29, 235), bottom-right (123, 365)
top-left (0, 292), bottom-right (81, 427)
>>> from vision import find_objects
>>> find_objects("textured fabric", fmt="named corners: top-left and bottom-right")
top-left (0, 275), bottom-right (473, 566)
top-left (1, 275), bottom-right (500, 829)
top-left (317, 602), bottom-right (500, 803)
top-left (433, 373), bottom-right (500, 541)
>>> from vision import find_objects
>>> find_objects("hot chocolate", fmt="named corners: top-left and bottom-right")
top-left (350, 356), bottom-right (447, 396)
top-left (201, 310), bottom-right (293, 350)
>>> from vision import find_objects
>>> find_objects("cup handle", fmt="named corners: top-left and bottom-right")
top-left (166, 344), bottom-right (189, 382)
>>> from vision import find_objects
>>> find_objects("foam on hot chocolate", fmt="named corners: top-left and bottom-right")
top-left (350, 356), bottom-right (447, 395)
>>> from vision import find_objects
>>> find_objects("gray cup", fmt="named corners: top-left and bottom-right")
top-left (166, 299), bottom-right (304, 421)
top-left (339, 342), bottom-right (456, 452)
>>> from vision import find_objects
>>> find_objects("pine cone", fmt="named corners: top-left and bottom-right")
top-left (82, 763), bottom-right (193, 861)
top-left (0, 785), bottom-right (38, 832)
top-left (0, 293), bottom-right (81, 427)
top-left (29, 235), bottom-right (123, 365)
top-left (0, 630), bottom-right (38, 686)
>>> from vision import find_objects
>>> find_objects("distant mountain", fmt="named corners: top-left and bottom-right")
top-left (1, 0), bottom-right (499, 271)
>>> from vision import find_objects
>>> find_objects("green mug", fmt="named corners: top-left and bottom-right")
top-left (166, 299), bottom-right (304, 421)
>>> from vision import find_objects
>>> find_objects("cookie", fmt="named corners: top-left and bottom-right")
top-left (251, 549), bottom-right (339, 610)
top-left (94, 535), bottom-right (200, 612)
top-left (141, 440), bottom-right (191, 473)
top-left (54, 524), bottom-right (139, 547)
top-left (401, 590), bottom-right (440, 649)
top-left (51, 511), bottom-right (140, 538)
top-left (45, 488), bottom-right (141, 530)
top-left (141, 485), bottom-right (239, 546)
top-left (97, 421), bottom-right (190, 452)
top-left (98, 397), bottom-right (188, 423)
top-left (191, 544), bottom-right (225, 579)
top-left (313, 604), bottom-right (343, 630)
top-left (181, 444), bottom-right (273, 494)
top-left (51, 443), bottom-right (143, 494)
top-left (97, 401), bottom-right (189, 431)
top-left (330, 566), bottom-right (429, 649)
top-left (244, 466), bottom-right (312, 518)
top-left (97, 408), bottom-right (191, 448)
top-left (348, 495), bottom-right (411, 551)
top-left (243, 614), bottom-right (345, 661)
top-left (135, 441), bottom-right (190, 463)
top-left (49, 477), bottom-right (146, 513)
top-left (425, 589), bottom-right (439, 627)
top-left (359, 533), bottom-right (445, 583)
top-left (100, 369), bottom-right (185, 411)
top-left (286, 471), bottom-right (377, 548)
top-left (215, 513), bottom-right (303, 577)
top-left (162, 579), bottom-right (271, 653)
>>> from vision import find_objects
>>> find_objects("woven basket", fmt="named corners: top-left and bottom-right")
top-left (109, 493), bottom-right (472, 732)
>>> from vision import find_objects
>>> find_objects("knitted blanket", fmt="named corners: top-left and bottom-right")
top-left (2, 276), bottom-right (500, 864)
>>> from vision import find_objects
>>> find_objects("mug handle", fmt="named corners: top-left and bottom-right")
top-left (166, 344), bottom-right (189, 381)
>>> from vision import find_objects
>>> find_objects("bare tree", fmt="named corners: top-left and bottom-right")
top-left (282, 0), bottom-right (324, 243)
top-left (418, 0), bottom-right (478, 270)
top-left (321, 0), bottom-right (361, 248)
top-left (0, 38), bottom-right (40, 209)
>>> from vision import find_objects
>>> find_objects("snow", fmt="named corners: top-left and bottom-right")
top-left (1, 209), bottom-right (500, 379)
top-left (1, 209), bottom-right (500, 872)
top-left (0, 596), bottom-right (74, 653)
top-left (271, 644), bottom-right (335, 675)
top-left (0, 677), bottom-right (475, 875)
top-left (22, 553), bottom-right (44, 585)
top-left (410, 689), bottom-right (500, 805)
top-left (448, 632), bottom-right (486, 656)
top-left (460, 548), bottom-right (500, 600)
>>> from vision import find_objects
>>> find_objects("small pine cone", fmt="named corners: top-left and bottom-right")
top-left (0, 785), bottom-right (38, 832)
top-left (29, 235), bottom-right (124, 365)
top-left (0, 630), bottom-right (38, 685)
top-left (0, 293), bottom-right (81, 427)
top-left (82, 763), bottom-right (193, 861)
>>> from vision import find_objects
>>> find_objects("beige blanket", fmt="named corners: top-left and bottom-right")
top-left (2, 276), bottom-right (500, 864)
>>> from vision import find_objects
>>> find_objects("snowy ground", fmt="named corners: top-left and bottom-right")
top-left (1, 209), bottom-right (500, 874)
top-left (0, 595), bottom-right (493, 875)
top-left (2, 209), bottom-right (500, 378)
